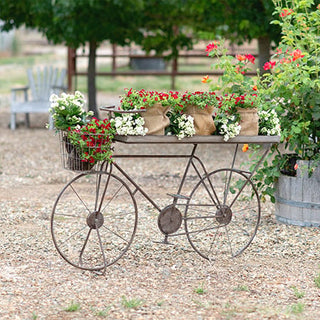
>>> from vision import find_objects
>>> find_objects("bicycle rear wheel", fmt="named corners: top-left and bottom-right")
top-left (185, 168), bottom-right (260, 260)
top-left (51, 171), bottom-right (138, 271)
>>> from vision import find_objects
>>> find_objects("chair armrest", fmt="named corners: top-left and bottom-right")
top-left (11, 86), bottom-right (29, 92)
top-left (11, 86), bottom-right (29, 103)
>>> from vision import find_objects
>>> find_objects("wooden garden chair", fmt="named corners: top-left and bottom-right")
top-left (10, 66), bottom-right (67, 130)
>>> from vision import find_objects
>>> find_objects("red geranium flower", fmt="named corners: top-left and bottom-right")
top-left (263, 61), bottom-right (276, 70)
top-left (205, 42), bottom-right (219, 56)
top-left (280, 8), bottom-right (293, 17)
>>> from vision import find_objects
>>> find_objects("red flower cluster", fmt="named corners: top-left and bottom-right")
top-left (234, 94), bottom-right (256, 107)
top-left (263, 48), bottom-right (305, 70)
top-left (263, 61), bottom-right (276, 70)
top-left (280, 8), bottom-right (293, 17)
top-left (236, 54), bottom-right (255, 64)
top-left (205, 41), bottom-right (219, 56)
top-left (69, 118), bottom-right (114, 164)
top-left (121, 88), bottom-right (181, 110)
top-left (290, 49), bottom-right (304, 61)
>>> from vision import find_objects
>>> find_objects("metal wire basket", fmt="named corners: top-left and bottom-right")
top-left (59, 131), bottom-right (95, 172)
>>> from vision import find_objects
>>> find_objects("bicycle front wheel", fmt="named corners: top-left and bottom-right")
top-left (185, 168), bottom-right (260, 260)
top-left (51, 171), bottom-right (138, 271)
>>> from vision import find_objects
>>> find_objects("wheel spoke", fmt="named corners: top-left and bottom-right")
top-left (70, 183), bottom-right (91, 214)
top-left (100, 183), bottom-right (125, 214)
top-left (102, 224), bottom-right (129, 243)
top-left (59, 225), bottom-right (88, 248)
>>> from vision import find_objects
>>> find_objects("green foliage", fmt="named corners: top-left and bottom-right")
top-left (260, 0), bottom-right (320, 161)
top-left (31, 312), bottom-right (38, 320)
top-left (234, 284), bottom-right (250, 292)
top-left (287, 302), bottom-right (305, 315)
top-left (64, 301), bottom-right (81, 312)
top-left (314, 271), bottom-right (320, 288)
top-left (291, 286), bottom-right (305, 299)
top-left (194, 283), bottom-right (207, 295)
top-left (190, 0), bottom-right (280, 43)
top-left (121, 296), bottom-right (144, 309)
top-left (251, 0), bottom-right (320, 200)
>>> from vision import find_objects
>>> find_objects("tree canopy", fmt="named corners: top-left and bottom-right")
top-left (189, 0), bottom-right (281, 71)
top-left (0, 0), bottom-right (144, 116)
top-left (0, 0), bottom-right (281, 114)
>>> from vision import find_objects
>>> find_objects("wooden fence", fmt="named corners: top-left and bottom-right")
top-left (67, 45), bottom-right (257, 90)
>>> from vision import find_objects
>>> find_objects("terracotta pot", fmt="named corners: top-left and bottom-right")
top-left (237, 107), bottom-right (259, 136)
top-left (185, 104), bottom-right (216, 135)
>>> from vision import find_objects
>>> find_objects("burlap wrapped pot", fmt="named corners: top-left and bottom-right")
top-left (185, 104), bottom-right (216, 135)
top-left (142, 103), bottom-right (170, 135)
top-left (237, 107), bottom-right (259, 135)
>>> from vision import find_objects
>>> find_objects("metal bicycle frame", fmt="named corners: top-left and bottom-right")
top-left (100, 142), bottom-right (272, 240)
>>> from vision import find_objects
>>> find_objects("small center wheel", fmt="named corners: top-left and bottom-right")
top-left (86, 211), bottom-right (104, 229)
top-left (216, 205), bottom-right (232, 225)
top-left (158, 205), bottom-right (182, 235)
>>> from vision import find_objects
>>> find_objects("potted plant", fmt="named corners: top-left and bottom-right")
top-left (179, 91), bottom-right (219, 135)
top-left (49, 91), bottom-right (93, 131)
top-left (119, 88), bottom-right (181, 135)
top-left (66, 118), bottom-right (115, 170)
top-left (110, 113), bottom-right (148, 136)
top-left (254, 0), bottom-right (320, 225)
top-left (204, 39), bottom-right (260, 136)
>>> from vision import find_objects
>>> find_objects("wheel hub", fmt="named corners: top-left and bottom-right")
top-left (216, 205), bottom-right (232, 225)
top-left (86, 211), bottom-right (104, 229)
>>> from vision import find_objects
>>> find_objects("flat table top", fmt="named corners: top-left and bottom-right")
top-left (114, 135), bottom-right (281, 144)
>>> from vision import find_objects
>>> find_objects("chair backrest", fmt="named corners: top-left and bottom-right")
top-left (27, 66), bottom-right (66, 101)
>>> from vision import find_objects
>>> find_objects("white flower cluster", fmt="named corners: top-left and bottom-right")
top-left (111, 114), bottom-right (148, 136)
top-left (216, 115), bottom-right (241, 141)
top-left (49, 91), bottom-right (87, 110)
top-left (258, 109), bottom-right (281, 136)
top-left (174, 114), bottom-right (196, 140)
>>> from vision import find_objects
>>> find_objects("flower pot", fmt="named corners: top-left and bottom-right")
top-left (237, 107), bottom-right (259, 136)
top-left (185, 104), bottom-right (216, 135)
top-left (142, 103), bottom-right (170, 135)
top-left (275, 160), bottom-right (320, 227)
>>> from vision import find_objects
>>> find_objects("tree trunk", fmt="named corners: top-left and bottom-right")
top-left (258, 35), bottom-right (271, 75)
top-left (88, 40), bottom-right (98, 117)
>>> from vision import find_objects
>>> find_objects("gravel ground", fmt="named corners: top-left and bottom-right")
top-left (1, 106), bottom-right (320, 320)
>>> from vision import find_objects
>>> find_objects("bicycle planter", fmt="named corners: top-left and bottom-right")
top-left (51, 134), bottom-right (280, 273)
